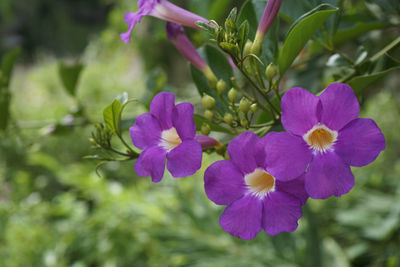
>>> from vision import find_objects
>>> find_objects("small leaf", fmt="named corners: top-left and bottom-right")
top-left (278, 4), bottom-right (338, 75)
top-left (103, 100), bottom-right (123, 135)
top-left (58, 61), bottom-right (84, 97)
top-left (116, 92), bottom-right (129, 105)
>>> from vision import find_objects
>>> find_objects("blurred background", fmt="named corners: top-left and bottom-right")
top-left (0, 0), bottom-right (399, 266)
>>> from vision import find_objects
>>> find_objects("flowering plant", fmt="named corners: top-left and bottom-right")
top-left (88, 0), bottom-right (398, 240)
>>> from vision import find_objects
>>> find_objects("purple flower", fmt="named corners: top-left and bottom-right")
top-left (251, 0), bottom-right (282, 55)
top-left (265, 83), bottom-right (386, 199)
top-left (130, 92), bottom-right (204, 182)
top-left (121, 0), bottom-right (209, 44)
top-left (204, 132), bottom-right (308, 239)
top-left (166, 22), bottom-right (217, 84)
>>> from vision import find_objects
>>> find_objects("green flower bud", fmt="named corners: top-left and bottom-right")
top-left (216, 79), bottom-right (227, 94)
top-left (223, 113), bottom-right (234, 125)
top-left (201, 123), bottom-right (211, 135)
top-left (250, 103), bottom-right (258, 113)
top-left (240, 118), bottom-right (249, 128)
top-left (202, 95), bottom-right (215, 110)
top-left (265, 63), bottom-right (277, 81)
top-left (228, 88), bottom-right (238, 102)
top-left (204, 110), bottom-right (214, 121)
top-left (239, 98), bottom-right (251, 113)
top-left (244, 40), bottom-right (253, 56)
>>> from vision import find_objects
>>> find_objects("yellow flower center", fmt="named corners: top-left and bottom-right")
top-left (303, 124), bottom-right (337, 153)
top-left (245, 168), bottom-right (275, 197)
top-left (160, 127), bottom-right (182, 151)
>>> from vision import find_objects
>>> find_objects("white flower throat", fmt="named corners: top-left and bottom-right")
top-left (303, 124), bottom-right (338, 153)
top-left (160, 127), bottom-right (182, 152)
top-left (245, 168), bottom-right (276, 198)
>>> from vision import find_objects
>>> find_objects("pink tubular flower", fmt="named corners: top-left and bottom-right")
top-left (166, 22), bottom-right (217, 84)
top-left (130, 92), bottom-right (215, 182)
top-left (265, 83), bottom-right (386, 199)
top-left (121, 0), bottom-right (209, 43)
top-left (251, 0), bottom-right (282, 55)
top-left (204, 132), bottom-right (308, 239)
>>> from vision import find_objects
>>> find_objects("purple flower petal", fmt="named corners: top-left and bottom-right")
top-left (204, 160), bottom-right (246, 205)
top-left (150, 92), bottom-right (175, 130)
top-left (172, 102), bottom-right (196, 140)
top-left (219, 195), bottom-right (262, 240)
top-left (305, 152), bottom-right (355, 199)
top-left (262, 191), bottom-right (302, 236)
top-left (319, 83), bottom-right (359, 131)
top-left (265, 132), bottom-right (312, 181)
top-left (275, 174), bottom-right (308, 205)
top-left (335, 118), bottom-right (385, 167)
top-left (130, 113), bottom-right (161, 150)
top-left (166, 140), bottom-right (202, 177)
top-left (135, 146), bottom-right (167, 183)
top-left (120, 12), bottom-right (146, 43)
top-left (281, 87), bottom-right (319, 136)
top-left (254, 135), bottom-right (268, 169)
top-left (194, 134), bottom-right (218, 149)
top-left (227, 132), bottom-right (258, 174)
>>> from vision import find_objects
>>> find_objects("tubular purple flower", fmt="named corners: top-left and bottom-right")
top-left (251, 0), bottom-right (282, 55)
top-left (130, 92), bottom-right (203, 182)
top-left (166, 22), bottom-right (218, 86)
top-left (121, 0), bottom-right (209, 44)
top-left (264, 83), bottom-right (386, 199)
top-left (204, 132), bottom-right (308, 239)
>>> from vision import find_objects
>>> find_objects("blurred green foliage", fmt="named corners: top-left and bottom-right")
top-left (0, 0), bottom-right (399, 266)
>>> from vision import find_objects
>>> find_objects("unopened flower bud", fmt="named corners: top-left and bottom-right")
top-left (250, 103), bottom-right (258, 113)
top-left (240, 118), bottom-right (249, 128)
top-left (216, 79), bottom-right (227, 94)
top-left (244, 40), bottom-right (253, 56)
top-left (204, 110), bottom-right (214, 121)
top-left (201, 123), bottom-right (211, 135)
top-left (265, 63), bottom-right (277, 81)
top-left (239, 98), bottom-right (251, 113)
top-left (223, 113), bottom-right (234, 125)
top-left (228, 88), bottom-right (238, 102)
top-left (202, 95), bottom-right (215, 110)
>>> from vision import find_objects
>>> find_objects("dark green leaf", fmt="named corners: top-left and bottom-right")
top-left (278, 4), bottom-right (338, 75)
top-left (58, 62), bottom-right (84, 97)
top-left (237, 0), bottom-right (258, 40)
top-left (193, 114), bottom-right (232, 134)
top-left (0, 47), bottom-right (21, 132)
top-left (208, 0), bottom-right (231, 20)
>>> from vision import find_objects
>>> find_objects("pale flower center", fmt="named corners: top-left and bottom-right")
top-left (245, 168), bottom-right (275, 198)
top-left (160, 127), bottom-right (182, 151)
top-left (303, 124), bottom-right (338, 153)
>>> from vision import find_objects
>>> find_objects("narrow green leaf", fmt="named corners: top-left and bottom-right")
top-left (58, 62), bottom-right (84, 97)
top-left (193, 114), bottom-right (232, 134)
top-left (237, 0), bottom-right (258, 40)
top-left (348, 66), bottom-right (400, 95)
top-left (103, 100), bottom-right (122, 135)
top-left (0, 47), bottom-right (21, 132)
top-left (278, 4), bottom-right (338, 75)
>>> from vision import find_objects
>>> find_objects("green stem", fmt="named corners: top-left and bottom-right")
top-left (371, 35), bottom-right (400, 62)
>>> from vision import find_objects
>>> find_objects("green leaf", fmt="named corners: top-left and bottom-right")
top-left (0, 47), bottom-right (21, 132)
top-left (58, 62), bottom-right (84, 97)
top-left (237, 0), bottom-right (258, 40)
top-left (332, 20), bottom-right (389, 47)
top-left (278, 4), bottom-right (338, 75)
top-left (1, 47), bottom-right (21, 85)
top-left (103, 99), bottom-right (122, 135)
top-left (193, 114), bottom-right (232, 134)
top-left (208, 0), bottom-right (231, 20)
top-left (348, 66), bottom-right (400, 95)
